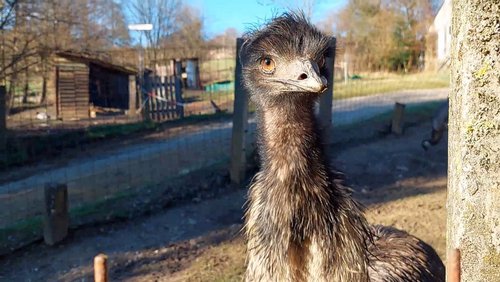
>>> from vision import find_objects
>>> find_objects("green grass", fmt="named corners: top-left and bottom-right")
top-left (0, 216), bottom-right (43, 238)
top-left (200, 59), bottom-right (235, 73)
top-left (334, 72), bottom-right (450, 100)
top-left (84, 121), bottom-right (158, 140)
top-left (186, 71), bottom-right (449, 113)
top-left (200, 58), bottom-right (236, 83)
top-left (0, 216), bottom-right (43, 254)
top-left (335, 100), bottom-right (445, 132)
top-left (69, 190), bottom-right (138, 225)
top-left (184, 89), bottom-right (234, 103)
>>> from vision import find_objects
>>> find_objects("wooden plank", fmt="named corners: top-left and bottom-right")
top-left (56, 64), bottom-right (90, 120)
top-left (154, 76), bottom-right (160, 121)
top-left (168, 76), bottom-right (174, 119)
top-left (159, 76), bottom-right (166, 120)
top-left (59, 97), bottom-right (87, 102)
top-left (153, 76), bottom-right (160, 120)
top-left (158, 76), bottom-right (166, 120)
top-left (229, 38), bottom-right (249, 186)
top-left (150, 76), bottom-right (157, 121)
top-left (174, 62), bottom-right (184, 118)
top-left (62, 96), bottom-right (87, 101)
top-left (143, 74), bottom-right (152, 121)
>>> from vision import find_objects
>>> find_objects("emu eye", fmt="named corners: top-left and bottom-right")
top-left (260, 57), bottom-right (276, 74)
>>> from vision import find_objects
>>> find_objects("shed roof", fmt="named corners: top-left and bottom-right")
top-left (56, 51), bottom-right (138, 75)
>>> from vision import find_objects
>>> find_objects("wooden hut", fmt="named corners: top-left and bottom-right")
top-left (54, 52), bottom-right (138, 120)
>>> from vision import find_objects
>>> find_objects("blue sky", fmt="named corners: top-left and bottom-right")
top-left (186, 0), bottom-right (347, 38)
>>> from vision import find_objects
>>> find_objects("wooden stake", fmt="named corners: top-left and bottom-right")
top-left (43, 183), bottom-right (69, 245)
top-left (94, 253), bottom-right (108, 282)
top-left (229, 38), bottom-right (249, 186)
top-left (391, 102), bottom-right (406, 135)
top-left (447, 249), bottom-right (461, 282)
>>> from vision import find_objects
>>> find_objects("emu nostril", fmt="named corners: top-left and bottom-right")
top-left (298, 73), bottom-right (308, 80)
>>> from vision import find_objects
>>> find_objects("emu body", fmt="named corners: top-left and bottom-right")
top-left (242, 13), bottom-right (445, 282)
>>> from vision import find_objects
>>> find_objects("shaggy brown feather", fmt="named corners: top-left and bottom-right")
top-left (242, 12), bottom-right (445, 282)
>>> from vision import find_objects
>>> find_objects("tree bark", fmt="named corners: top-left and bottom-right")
top-left (22, 66), bottom-right (29, 104)
top-left (448, 1), bottom-right (500, 281)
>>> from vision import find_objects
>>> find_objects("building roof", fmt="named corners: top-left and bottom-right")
top-left (56, 51), bottom-right (138, 75)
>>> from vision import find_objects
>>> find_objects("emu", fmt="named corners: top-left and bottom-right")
top-left (242, 13), bottom-right (445, 281)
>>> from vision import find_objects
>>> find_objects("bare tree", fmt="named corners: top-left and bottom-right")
top-left (162, 5), bottom-right (205, 58)
top-left (1, 0), bottom-right (40, 110)
top-left (2, 0), bottom-right (131, 106)
top-left (0, 0), bottom-right (18, 30)
top-left (327, 0), bottom-right (434, 72)
top-left (127, 0), bottom-right (181, 66)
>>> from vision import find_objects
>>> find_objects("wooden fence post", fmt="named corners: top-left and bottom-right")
top-left (128, 75), bottom-right (137, 117)
top-left (448, 1), bottom-right (500, 281)
top-left (94, 253), bottom-right (109, 282)
top-left (174, 61), bottom-right (184, 118)
top-left (0, 85), bottom-right (6, 161)
top-left (391, 102), bottom-right (406, 135)
top-left (143, 72), bottom-right (153, 121)
top-left (229, 38), bottom-right (249, 186)
top-left (318, 37), bottom-right (336, 145)
top-left (43, 183), bottom-right (69, 245)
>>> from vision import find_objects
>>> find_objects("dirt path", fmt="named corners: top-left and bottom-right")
top-left (0, 118), bottom-right (448, 281)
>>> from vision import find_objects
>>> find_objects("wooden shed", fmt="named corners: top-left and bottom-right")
top-left (54, 52), bottom-right (138, 120)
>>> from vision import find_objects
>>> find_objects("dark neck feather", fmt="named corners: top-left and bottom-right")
top-left (246, 96), bottom-right (371, 281)
top-left (257, 98), bottom-right (324, 180)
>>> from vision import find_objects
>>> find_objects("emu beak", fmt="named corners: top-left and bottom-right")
top-left (271, 59), bottom-right (328, 93)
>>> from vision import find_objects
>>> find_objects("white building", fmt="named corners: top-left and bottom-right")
top-left (428, 0), bottom-right (452, 67)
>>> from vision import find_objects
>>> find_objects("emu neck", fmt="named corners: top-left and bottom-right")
top-left (246, 98), bottom-right (370, 281)
top-left (258, 100), bottom-right (324, 179)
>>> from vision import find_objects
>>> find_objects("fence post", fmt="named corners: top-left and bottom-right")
top-left (391, 102), bottom-right (406, 135)
top-left (43, 183), bottom-right (69, 245)
top-left (448, 1), bottom-right (500, 281)
top-left (94, 253), bottom-right (109, 282)
top-left (0, 85), bottom-right (6, 163)
top-left (229, 38), bottom-right (249, 186)
top-left (174, 61), bottom-right (184, 118)
top-left (128, 75), bottom-right (137, 117)
top-left (318, 37), bottom-right (336, 145)
top-left (143, 72), bottom-right (153, 121)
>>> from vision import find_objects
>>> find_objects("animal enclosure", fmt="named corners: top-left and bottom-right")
top-left (0, 41), bottom-right (449, 262)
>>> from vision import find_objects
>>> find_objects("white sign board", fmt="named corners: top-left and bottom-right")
top-left (128, 24), bottom-right (153, 31)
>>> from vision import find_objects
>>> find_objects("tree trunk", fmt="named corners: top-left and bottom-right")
top-left (6, 70), bottom-right (17, 115)
top-left (40, 52), bottom-right (49, 105)
top-left (0, 85), bottom-right (6, 160)
top-left (22, 66), bottom-right (29, 104)
top-left (41, 75), bottom-right (48, 105)
top-left (448, 1), bottom-right (500, 281)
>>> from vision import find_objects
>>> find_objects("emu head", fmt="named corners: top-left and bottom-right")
top-left (241, 12), bottom-right (331, 107)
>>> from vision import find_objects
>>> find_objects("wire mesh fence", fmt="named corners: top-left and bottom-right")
top-left (0, 41), bottom-right (449, 255)
top-left (0, 45), bottom-right (239, 254)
